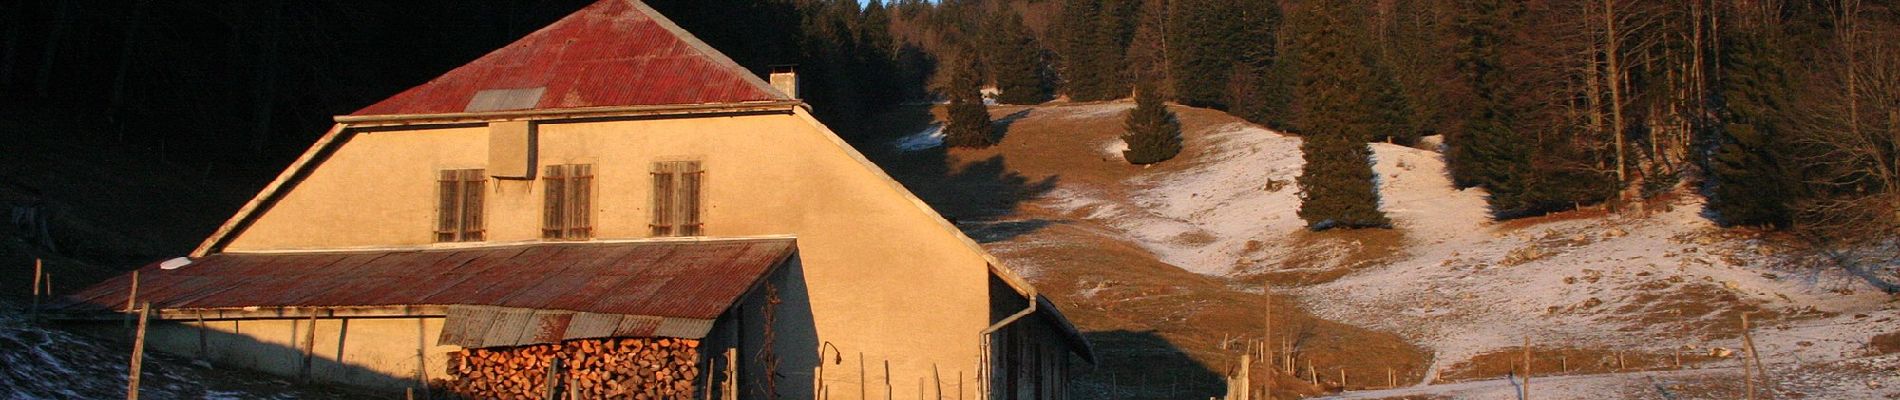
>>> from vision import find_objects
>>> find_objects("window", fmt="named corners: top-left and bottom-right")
top-left (542, 164), bottom-right (593, 240)
top-left (649, 161), bottom-right (703, 237)
top-left (435, 169), bottom-right (486, 242)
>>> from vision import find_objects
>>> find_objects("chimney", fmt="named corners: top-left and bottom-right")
top-left (769, 65), bottom-right (798, 99)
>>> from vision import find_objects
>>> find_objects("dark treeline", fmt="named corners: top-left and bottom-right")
top-left (908, 0), bottom-right (1899, 243)
top-left (0, 0), bottom-right (927, 181)
top-left (2, 0), bottom-right (1897, 243)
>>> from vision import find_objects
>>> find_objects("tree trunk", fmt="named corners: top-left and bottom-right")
top-left (1603, 0), bottom-right (1630, 197)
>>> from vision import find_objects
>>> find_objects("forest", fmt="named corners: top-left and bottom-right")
top-left (2, 0), bottom-right (1895, 244)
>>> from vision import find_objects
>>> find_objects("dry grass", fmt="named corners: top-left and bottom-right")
top-left (850, 102), bottom-right (1432, 399)
top-left (1873, 332), bottom-right (1900, 356)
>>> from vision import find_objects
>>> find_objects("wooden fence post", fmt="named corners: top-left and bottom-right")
top-left (1522, 336), bottom-right (1532, 400)
top-left (1741, 313), bottom-right (1768, 400)
top-left (31, 259), bottom-right (42, 320)
top-left (127, 302), bottom-right (150, 400)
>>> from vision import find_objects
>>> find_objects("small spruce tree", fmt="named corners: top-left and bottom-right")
top-left (1122, 80), bottom-right (1183, 164)
top-left (944, 51), bottom-right (996, 148)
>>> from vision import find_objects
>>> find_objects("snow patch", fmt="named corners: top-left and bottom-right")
top-left (892, 123), bottom-right (945, 152)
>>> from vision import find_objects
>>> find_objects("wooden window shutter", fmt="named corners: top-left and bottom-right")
top-left (460, 169), bottom-right (486, 241)
top-left (542, 164), bottom-right (593, 240)
top-left (436, 170), bottom-right (461, 242)
top-left (542, 165), bottom-right (567, 239)
top-left (567, 164), bottom-right (593, 239)
top-left (649, 161), bottom-right (702, 237)
top-left (436, 169), bottom-right (485, 242)
top-left (649, 167), bottom-right (675, 236)
top-left (679, 162), bottom-right (703, 236)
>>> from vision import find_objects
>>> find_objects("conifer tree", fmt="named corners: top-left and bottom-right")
top-left (944, 50), bottom-right (996, 148)
top-left (1706, 27), bottom-right (1800, 228)
top-left (1444, 0), bottom-right (1536, 216)
top-left (1370, 58), bottom-right (1421, 145)
top-left (985, 10), bottom-right (1050, 105)
top-left (1291, 1), bottom-right (1389, 230)
top-left (1122, 79), bottom-right (1183, 164)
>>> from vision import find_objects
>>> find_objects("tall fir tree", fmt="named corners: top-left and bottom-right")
top-left (1290, 1), bottom-right (1390, 230)
top-left (944, 49), bottom-right (996, 148)
top-left (1222, 0), bottom-right (1284, 126)
top-left (1166, 0), bottom-right (1234, 108)
top-left (1059, 0), bottom-right (1137, 101)
top-left (985, 10), bottom-right (1051, 105)
top-left (1445, 0), bottom-right (1537, 216)
top-left (1370, 57), bottom-right (1421, 145)
top-left (1122, 78), bottom-right (1183, 164)
top-left (1706, 26), bottom-right (1800, 228)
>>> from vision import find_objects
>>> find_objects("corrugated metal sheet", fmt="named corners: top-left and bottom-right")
top-left (55, 239), bottom-right (796, 332)
top-left (350, 0), bottom-right (786, 117)
top-left (436, 305), bottom-right (707, 348)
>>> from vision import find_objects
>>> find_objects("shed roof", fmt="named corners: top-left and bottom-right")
top-left (55, 238), bottom-right (796, 338)
top-left (349, 0), bottom-right (789, 117)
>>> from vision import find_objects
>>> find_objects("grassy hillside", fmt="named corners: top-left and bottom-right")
top-left (850, 100), bottom-right (1900, 399)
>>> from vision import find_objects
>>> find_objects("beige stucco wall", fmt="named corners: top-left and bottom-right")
top-left (133, 317), bottom-right (455, 391)
top-left (221, 108), bottom-right (993, 399)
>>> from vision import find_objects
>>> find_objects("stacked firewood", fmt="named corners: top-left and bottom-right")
top-left (442, 338), bottom-right (702, 400)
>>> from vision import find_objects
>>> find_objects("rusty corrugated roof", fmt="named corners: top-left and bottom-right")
top-left (57, 239), bottom-right (796, 328)
top-left (349, 0), bottom-right (788, 117)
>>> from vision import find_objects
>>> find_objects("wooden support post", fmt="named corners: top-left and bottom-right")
top-left (300, 313), bottom-right (317, 382)
top-left (124, 270), bottom-right (140, 330)
top-left (859, 353), bottom-right (866, 400)
top-left (934, 364), bottom-right (942, 400)
top-left (542, 356), bottom-right (562, 400)
top-left (958, 371), bottom-right (964, 400)
top-left (1340, 368), bottom-right (1347, 389)
top-left (884, 359), bottom-right (892, 400)
top-left (1387, 367), bottom-right (1395, 388)
top-left (195, 314), bottom-right (207, 359)
top-left (405, 387), bottom-right (414, 400)
top-left (127, 302), bottom-right (150, 400)
top-left (31, 259), bottom-right (42, 320)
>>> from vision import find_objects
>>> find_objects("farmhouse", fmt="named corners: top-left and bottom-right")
top-left (51, 0), bottom-right (1092, 398)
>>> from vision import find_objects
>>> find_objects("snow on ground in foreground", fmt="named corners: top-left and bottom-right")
top-left (1328, 354), bottom-right (1900, 399)
top-left (1045, 122), bottom-right (1307, 275)
top-left (892, 123), bottom-right (945, 152)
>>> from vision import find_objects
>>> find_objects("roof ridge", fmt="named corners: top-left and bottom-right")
top-left (348, 0), bottom-right (788, 117)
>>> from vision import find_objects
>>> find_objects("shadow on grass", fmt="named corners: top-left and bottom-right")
top-left (1073, 330), bottom-right (1224, 400)
top-left (848, 106), bottom-right (1061, 243)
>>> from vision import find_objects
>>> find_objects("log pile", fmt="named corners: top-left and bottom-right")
top-left (442, 338), bottom-right (701, 400)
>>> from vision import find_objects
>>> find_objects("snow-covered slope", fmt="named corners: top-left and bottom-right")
top-left (1006, 103), bottom-right (1898, 397)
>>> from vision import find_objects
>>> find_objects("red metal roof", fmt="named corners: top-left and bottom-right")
top-left (349, 0), bottom-right (788, 117)
top-left (57, 239), bottom-right (796, 322)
